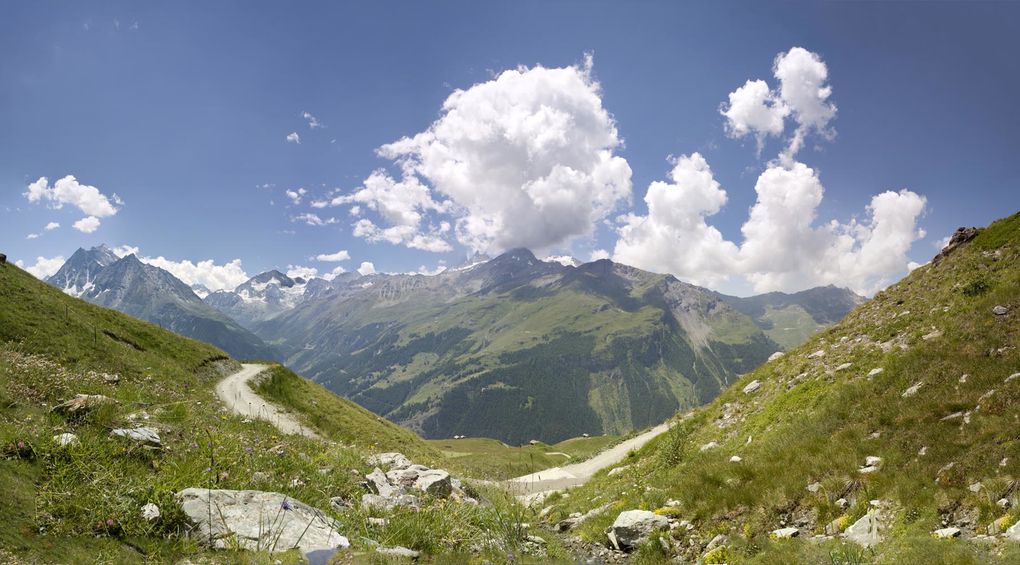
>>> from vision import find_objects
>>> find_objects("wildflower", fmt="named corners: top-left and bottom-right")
top-left (17, 441), bottom-right (25, 450)
top-left (281, 498), bottom-right (292, 511)
top-left (244, 446), bottom-right (254, 455)
top-left (106, 518), bottom-right (115, 527)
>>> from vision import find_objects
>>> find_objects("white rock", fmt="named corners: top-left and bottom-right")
top-left (843, 509), bottom-right (883, 547)
top-left (176, 488), bottom-right (349, 553)
top-left (901, 382), bottom-right (924, 398)
top-left (361, 493), bottom-right (419, 511)
top-left (141, 502), bottom-right (160, 522)
top-left (868, 368), bottom-right (884, 378)
top-left (707, 533), bottom-right (727, 550)
top-left (865, 456), bottom-right (883, 467)
top-left (742, 380), bottom-right (761, 394)
top-left (836, 498), bottom-right (849, 509)
top-left (729, 455), bottom-right (742, 463)
top-left (806, 482), bottom-right (821, 493)
top-left (835, 363), bottom-right (853, 371)
top-left (772, 527), bottom-right (799, 539)
top-left (996, 498), bottom-right (1010, 509)
top-left (918, 446), bottom-right (928, 456)
top-left (1006, 373), bottom-right (1020, 384)
top-left (1006, 520), bottom-right (1020, 542)
top-left (607, 465), bottom-right (630, 476)
top-left (366, 468), bottom-right (399, 498)
top-left (367, 517), bottom-right (388, 527)
top-left (377, 546), bottom-right (420, 558)
top-left (609, 510), bottom-right (669, 550)
top-left (858, 465), bottom-right (880, 474)
top-left (933, 527), bottom-right (960, 539)
top-left (699, 441), bottom-right (718, 451)
top-left (807, 350), bottom-right (826, 359)
top-left (366, 452), bottom-right (412, 469)
top-left (768, 351), bottom-right (785, 362)
top-left (992, 305), bottom-right (1008, 316)
top-left (968, 483), bottom-right (982, 493)
top-left (110, 427), bottom-right (161, 447)
top-left (414, 469), bottom-right (452, 497)
top-left (922, 330), bottom-right (942, 341)
top-left (53, 433), bottom-right (79, 447)
top-left (959, 374), bottom-right (969, 383)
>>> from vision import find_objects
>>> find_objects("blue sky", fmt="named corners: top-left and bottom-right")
top-left (3, 1), bottom-right (1018, 295)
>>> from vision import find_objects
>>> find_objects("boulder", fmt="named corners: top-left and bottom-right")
top-left (52, 394), bottom-right (116, 417)
top-left (933, 527), bottom-right (961, 539)
top-left (176, 488), bottom-right (349, 554)
top-left (933, 227), bottom-right (978, 264)
top-left (387, 464), bottom-right (430, 487)
top-left (361, 493), bottom-right (420, 511)
top-left (377, 545), bottom-right (420, 559)
top-left (609, 510), bottom-right (668, 550)
top-left (367, 452), bottom-right (412, 469)
top-left (366, 467), bottom-right (400, 498)
top-left (53, 433), bottom-right (79, 447)
top-left (110, 427), bottom-right (161, 448)
top-left (414, 469), bottom-right (452, 497)
top-left (742, 380), bottom-right (761, 394)
top-left (772, 527), bottom-right (799, 539)
top-left (843, 509), bottom-right (883, 547)
top-left (1006, 520), bottom-right (1020, 542)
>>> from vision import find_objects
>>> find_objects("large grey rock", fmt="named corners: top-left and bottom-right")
top-left (609, 510), bottom-right (669, 550)
top-left (414, 469), bottom-right (452, 497)
top-left (361, 493), bottom-right (420, 511)
top-left (176, 488), bottom-right (349, 553)
top-left (1006, 520), bottom-right (1020, 542)
top-left (367, 452), bottom-right (412, 469)
top-left (843, 509), bottom-right (883, 547)
top-left (366, 467), bottom-right (400, 498)
top-left (387, 464), bottom-right (429, 487)
top-left (111, 427), bottom-right (161, 448)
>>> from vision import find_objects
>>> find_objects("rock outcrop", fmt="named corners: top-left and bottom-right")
top-left (607, 510), bottom-right (668, 550)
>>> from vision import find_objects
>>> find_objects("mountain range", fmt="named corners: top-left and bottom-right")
top-left (45, 245), bottom-right (861, 443)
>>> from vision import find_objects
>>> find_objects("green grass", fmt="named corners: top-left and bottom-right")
top-left (425, 434), bottom-right (621, 480)
top-left (0, 263), bottom-right (548, 563)
top-left (542, 211), bottom-right (1020, 563)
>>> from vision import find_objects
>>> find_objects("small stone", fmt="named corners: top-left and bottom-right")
top-left (992, 305), bottom-right (1008, 316)
top-left (836, 498), bottom-right (849, 509)
top-left (367, 517), bottom-right (388, 527)
top-left (806, 482), bottom-right (822, 493)
top-left (922, 330), bottom-right (942, 341)
top-left (699, 441), bottom-right (718, 451)
top-left (918, 446), bottom-right (928, 456)
top-left (329, 496), bottom-right (350, 511)
top-left (102, 373), bottom-right (120, 384)
top-left (901, 382), bottom-right (924, 398)
top-left (1006, 373), bottom-right (1020, 384)
top-left (968, 482), bottom-right (982, 493)
top-left (526, 535), bottom-right (546, 546)
top-left (366, 452), bottom-right (412, 469)
top-left (959, 374), bottom-right (969, 383)
top-left (607, 465), bottom-right (629, 476)
top-left (807, 349), bottom-right (826, 359)
top-left (376, 545), bottom-right (420, 559)
top-left (742, 380), bottom-right (761, 394)
top-left (865, 456), bottom-right (882, 467)
top-left (1001, 457), bottom-right (1009, 467)
top-left (768, 351), bottom-right (784, 362)
top-left (707, 534), bottom-right (727, 550)
top-left (251, 471), bottom-right (270, 484)
top-left (141, 502), bottom-right (160, 521)
top-left (868, 368), bottom-right (884, 378)
top-left (835, 363), bottom-right (853, 371)
top-left (772, 527), bottom-right (799, 539)
top-left (729, 455), bottom-right (742, 463)
top-left (53, 433), bottom-right (79, 447)
top-left (110, 427), bottom-right (161, 448)
top-left (933, 527), bottom-right (961, 539)
top-left (996, 498), bottom-right (1010, 509)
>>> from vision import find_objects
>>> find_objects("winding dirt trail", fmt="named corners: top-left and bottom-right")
top-left (214, 363), bottom-right (323, 440)
top-left (506, 421), bottom-right (671, 501)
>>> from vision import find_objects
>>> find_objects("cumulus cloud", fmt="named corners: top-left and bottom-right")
top-left (315, 249), bottom-right (350, 262)
top-left (589, 249), bottom-right (610, 261)
top-left (356, 261), bottom-right (376, 276)
top-left (26, 233), bottom-right (40, 240)
top-left (613, 156), bottom-right (926, 295)
top-left (139, 255), bottom-right (249, 291)
top-left (302, 111), bottom-right (324, 129)
top-left (112, 245), bottom-right (140, 257)
top-left (15, 255), bottom-right (66, 279)
top-left (45, 222), bottom-right (60, 231)
top-left (285, 188), bottom-right (307, 205)
top-left (720, 79), bottom-right (788, 153)
top-left (286, 265), bottom-right (321, 280)
top-left (292, 213), bottom-right (338, 226)
top-left (24, 176), bottom-right (122, 233)
top-left (73, 216), bottom-right (102, 233)
top-left (329, 55), bottom-right (631, 255)
top-left (286, 132), bottom-right (301, 144)
top-left (613, 153), bottom-right (740, 288)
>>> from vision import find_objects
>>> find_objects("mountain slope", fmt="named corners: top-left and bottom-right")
top-left (545, 212), bottom-right (1020, 563)
top-left (47, 248), bottom-right (278, 361)
top-left (717, 285), bottom-right (865, 350)
top-left (258, 249), bottom-right (780, 444)
top-left (0, 259), bottom-right (450, 563)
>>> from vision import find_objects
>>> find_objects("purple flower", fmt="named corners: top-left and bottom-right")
top-left (106, 519), bottom-right (115, 527)
top-left (281, 499), bottom-right (292, 511)
top-left (244, 447), bottom-right (254, 454)
top-left (17, 441), bottom-right (25, 450)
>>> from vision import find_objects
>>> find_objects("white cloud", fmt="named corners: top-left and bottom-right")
top-left (613, 153), bottom-right (740, 288)
top-left (356, 261), bottom-right (376, 276)
top-left (45, 222), bottom-right (60, 231)
top-left (613, 155), bottom-right (926, 295)
top-left (720, 79), bottom-right (788, 153)
top-left (302, 111), bottom-right (324, 129)
top-left (335, 55), bottom-right (631, 255)
top-left (292, 213), bottom-right (338, 226)
top-left (589, 249), bottom-right (610, 261)
top-left (138, 255), bottom-right (249, 291)
top-left (24, 175), bottom-right (122, 221)
top-left (286, 132), bottom-right (301, 144)
top-left (112, 245), bottom-right (140, 257)
top-left (315, 249), bottom-right (351, 262)
top-left (15, 256), bottom-right (66, 279)
top-left (934, 235), bottom-right (952, 250)
top-left (26, 233), bottom-right (40, 240)
top-left (286, 265), bottom-right (320, 280)
top-left (285, 188), bottom-right (307, 205)
top-left (73, 216), bottom-right (101, 233)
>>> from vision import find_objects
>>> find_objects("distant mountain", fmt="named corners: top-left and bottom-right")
top-left (255, 249), bottom-right (784, 444)
top-left (715, 285), bottom-right (865, 349)
top-left (47, 248), bottom-right (277, 361)
top-left (203, 270), bottom-right (315, 329)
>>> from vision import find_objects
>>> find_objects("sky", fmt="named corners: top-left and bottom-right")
top-left (3, 1), bottom-right (1018, 296)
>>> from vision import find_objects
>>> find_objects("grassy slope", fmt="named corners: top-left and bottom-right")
top-left (545, 212), bottom-right (1020, 564)
top-left (425, 435), bottom-right (622, 481)
top-left (0, 263), bottom-right (524, 563)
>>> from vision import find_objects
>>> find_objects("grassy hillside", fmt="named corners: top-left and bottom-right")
top-left (426, 435), bottom-right (621, 481)
top-left (0, 263), bottom-right (527, 563)
top-left (542, 213), bottom-right (1020, 564)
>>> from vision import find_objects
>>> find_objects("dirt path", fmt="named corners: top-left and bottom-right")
top-left (214, 363), bottom-right (322, 440)
top-left (506, 422), bottom-right (671, 502)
